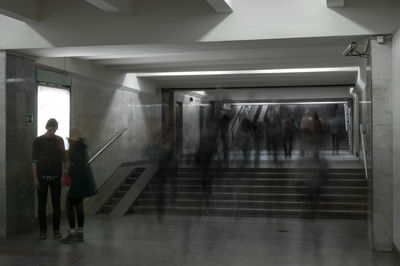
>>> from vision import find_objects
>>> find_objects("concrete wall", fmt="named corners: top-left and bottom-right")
top-left (392, 27), bottom-right (400, 252)
top-left (0, 0), bottom-right (399, 49)
top-left (371, 40), bottom-right (393, 251)
top-left (70, 76), bottom-right (161, 187)
top-left (174, 92), bottom-right (201, 155)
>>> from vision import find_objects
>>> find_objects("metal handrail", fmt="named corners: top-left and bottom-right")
top-left (229, 106), bottom-right (244, 132)
top-left (359, 124), bottom-right (368, 180)
top-left (232, 106), bottom-right (246, 137)
top-left (87, 128), bottom-right (128, 166)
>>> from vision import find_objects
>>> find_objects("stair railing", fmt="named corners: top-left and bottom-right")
top-left (232, 105), bottom-right (247, 138)
top-left (229, 105), bottom-right (244, 132)
top-left (359, 124), bottom-right (368, 180)
top-left (87, 128), bottom-right (128, 166)
top-left (227, 105), bottom-right (245, 147)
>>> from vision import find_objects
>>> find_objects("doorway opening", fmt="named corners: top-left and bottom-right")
top-left (37, 84), bottom-right (70, 149)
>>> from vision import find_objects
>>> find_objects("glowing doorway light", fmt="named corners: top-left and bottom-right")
top-left (37, 85), bottom-right (70, 149)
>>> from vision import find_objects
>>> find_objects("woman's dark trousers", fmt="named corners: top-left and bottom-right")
top-left (66, 198), bottom-right (84, 228)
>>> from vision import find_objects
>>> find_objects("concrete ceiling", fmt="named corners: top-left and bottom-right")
top-left (14, 36), bottom-right (364, 72)
top-left (13, 35), bottom-right (362, 88)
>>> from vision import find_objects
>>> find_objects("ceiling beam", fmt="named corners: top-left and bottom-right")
top-left (85, 0), bottom-right (133, 15)
top-left (326, 0), bottom-right (345, 8)
top-left (0, 0), bottom-right (41, 22)
top-left (205, 0), bottom-right (233, 13)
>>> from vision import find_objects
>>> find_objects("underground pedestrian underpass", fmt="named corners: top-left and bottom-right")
top-left (1, 1), bottom-right (400, 265)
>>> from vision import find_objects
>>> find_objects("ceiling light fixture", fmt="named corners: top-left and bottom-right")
top-left (135, 67), bottom-right (359, 78)
top-left (230, 101), bottom-right (347, 106)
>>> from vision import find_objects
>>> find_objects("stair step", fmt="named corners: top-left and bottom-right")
top-left (130, 206), bottom-right (367, 219)
top-left (108, 198), bottom-right (122, 205)
top-left (102, 204), bottom-right (115, 214)
top-left (125, 178), bottom-right (137, 184)
top-left (149, 177), bottom-right (366, 187)
top-left (159, 168), bottom-right (365, 174)
top-left (145, 184), bottom-right (367, 194)
top-left (135, 199), bottom-right (367, 211)
top-left (120, 184), bottom-right (132, 191)
top-left (155, 173), bottom-right (366, 180)
top-left (140, 191), bottom-right (367, 202)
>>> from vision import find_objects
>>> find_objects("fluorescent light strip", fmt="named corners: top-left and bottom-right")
top-left (230, 101), bottom-right (347, 106)
top-left (136, 67), bottom-right (359, 77)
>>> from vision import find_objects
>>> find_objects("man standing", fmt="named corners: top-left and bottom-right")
top-left (32, 118), bottom-right (66, 239)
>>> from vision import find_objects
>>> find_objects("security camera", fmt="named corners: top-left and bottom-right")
top-left (342, 42), bottom-right (358, 56)
top-left (349, 87), bottom-right (360, 95)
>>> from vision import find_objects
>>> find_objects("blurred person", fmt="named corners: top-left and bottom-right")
top-left (312, 112), bottom-right (323, 159)
top-left (254, 119), bottom-right (265, 167)
top-left (328, 113), bottom-right (344, 155)
top-left (269, 107), bottom-right (283, 164)
top-left (32, 118), bottom-right (66, 240)
top-left (199, 120), bottom-right (219, 194)
top-left (240, 113), bottom-right (254, 167)
top-left (61, 128), bottom-right (97, 244)
top-left (148, 122), bottom-right (176, 218)
top-left (306, 156), bottom-right (329, 219)
top-left (263, 108), bottom-right (273, 158)
top-left (282, 107), bottom-right (297, 159)
top-left (218, 113), bottom-right (231, 167)
top-left (299, 110), bottom-right (314, 157)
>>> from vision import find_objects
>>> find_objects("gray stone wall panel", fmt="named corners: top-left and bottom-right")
top-left (70, 77), bottom-right (161, 188)
top-left (4, 54), bottom-right (36, 237)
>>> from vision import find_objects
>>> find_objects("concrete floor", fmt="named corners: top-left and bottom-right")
top-left (0, 214), bottom-right (399, 266)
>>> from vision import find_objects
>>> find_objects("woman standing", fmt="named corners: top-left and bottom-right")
top-left (61, 128), bottom-right (96, 244)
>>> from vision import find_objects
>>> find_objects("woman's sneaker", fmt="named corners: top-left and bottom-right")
top-left (39, 231), bottom-right (47, 240)
top-left (53, 230), bottom-right (63, 239)
top-left (60, 230), bottom-right (78, 244)
top-left (75, 228), bottom-right (84, 242)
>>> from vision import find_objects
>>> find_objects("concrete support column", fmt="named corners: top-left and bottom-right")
top-left (371, 40), bottom-right (393, 251)
top-left (0, 53), bottom-right (36, 239)
top-left (392, 28), bottom-right (400, 252)
top-left (353, 92), bottom-right (360, 157)
top-left (0, 51), bottom-right (6, 238)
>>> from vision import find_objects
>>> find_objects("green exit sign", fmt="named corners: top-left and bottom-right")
top-left (24, 114), bottom-right (34, 124)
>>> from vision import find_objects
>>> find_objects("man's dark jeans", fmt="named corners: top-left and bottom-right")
top-left (37, 178), bottom-right (61, 232)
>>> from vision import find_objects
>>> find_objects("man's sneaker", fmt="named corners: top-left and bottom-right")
top-left (39, 231), bottom-right (47, 240)
top-left (53, 230), bottom-right (63, 239)
top-left (60, 231), bottom-right (77, 244)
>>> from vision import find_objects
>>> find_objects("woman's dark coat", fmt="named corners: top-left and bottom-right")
top-left (68, 138), bottom-right (97, 199)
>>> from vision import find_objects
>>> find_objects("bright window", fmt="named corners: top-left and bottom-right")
top-left (37, 85), bottom-right (70, 149)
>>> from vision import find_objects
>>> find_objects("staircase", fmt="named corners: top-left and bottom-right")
top-left (129, 167), bottom-right (367, 219)
top-left (101, 167), bottom-right (145, 214)
top-left (321, 106), bottom-right (349, 150)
